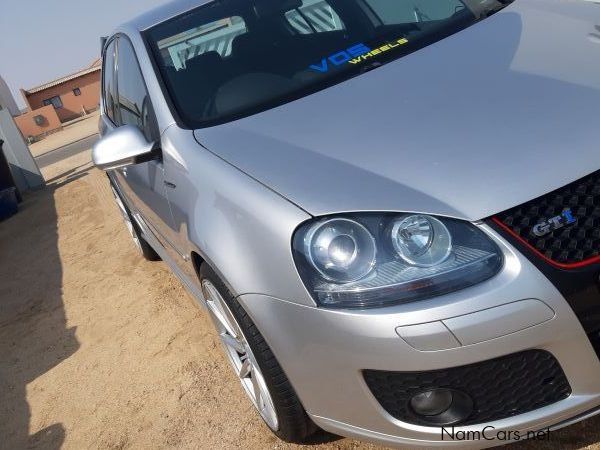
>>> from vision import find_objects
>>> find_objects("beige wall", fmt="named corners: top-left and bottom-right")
top-left (24, 70), bottom-right (100, 123)
top-left (14, 105), bottom-right (62, 140)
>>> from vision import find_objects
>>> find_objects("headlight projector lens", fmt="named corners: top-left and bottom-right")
top-left (391, 215), bottom-right (452, 267)
top-left (304, 218), bottom-right (376, 283)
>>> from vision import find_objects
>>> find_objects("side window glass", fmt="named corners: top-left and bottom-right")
top-left (116, 38), bottom-right (156, 141)
top-left (285, 0), bottom-right (345, 34)
top-left (102, 40), bottom-right (117, 122)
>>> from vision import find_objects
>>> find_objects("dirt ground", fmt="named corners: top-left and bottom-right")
top-left (1, 140), bottom-right (600, 449)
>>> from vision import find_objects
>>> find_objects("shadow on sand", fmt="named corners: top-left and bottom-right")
top-left (0, 175), bottom-right (83, 449)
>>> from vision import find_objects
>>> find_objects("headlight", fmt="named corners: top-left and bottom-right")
top-left (304, 218), bottom-right (376, 282)
top-left (390, 215), bottom-right (452, 267)
top-left (293, 214), bottom-right (503, 309)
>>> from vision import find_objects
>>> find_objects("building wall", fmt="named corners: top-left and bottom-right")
top-left (0, 75), bottom-right (20, 117)
top-left (24, 70), bottom-right (100, 123)
top-left (14, 105), bottom-right (62, 140)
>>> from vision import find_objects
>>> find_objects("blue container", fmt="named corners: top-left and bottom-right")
top-left (0, 187), bottom-right (18, 221)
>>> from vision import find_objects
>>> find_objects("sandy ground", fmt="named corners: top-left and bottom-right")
top-left (1, 130), bottom-right (600, 449)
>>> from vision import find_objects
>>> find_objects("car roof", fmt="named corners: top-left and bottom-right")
top-left (122, 0), bottom-right (214, 32)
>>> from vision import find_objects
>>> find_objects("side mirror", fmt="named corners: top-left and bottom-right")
top-left (92, 125), bottom-right (157, 171)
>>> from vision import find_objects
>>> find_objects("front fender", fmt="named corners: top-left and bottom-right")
top-left (161, 126), bottom-right (315, 307)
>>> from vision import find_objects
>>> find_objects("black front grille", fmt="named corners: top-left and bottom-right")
top-left (363, 350), bottom-right (571, 426)
top-left (490, 170), bottom-right (600, 351)
top-left (496, 170), bottom-right (600, 266)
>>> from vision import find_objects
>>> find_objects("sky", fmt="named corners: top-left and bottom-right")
top-left (0, 0), bottom-right (172, 109)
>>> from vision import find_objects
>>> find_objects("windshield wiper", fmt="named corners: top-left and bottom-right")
top-left (478, 0), bottom-right (515, 18)
top-left (359, 61), bottom-right (384, 74)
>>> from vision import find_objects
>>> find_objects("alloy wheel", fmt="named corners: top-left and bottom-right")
top-left (201, 280), bottom-right (279, 431)
top-left (111, 186), bottom-right (142, 253)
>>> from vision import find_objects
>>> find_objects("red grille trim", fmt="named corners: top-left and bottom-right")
top-left (492, 217), bottom-right (600, 270)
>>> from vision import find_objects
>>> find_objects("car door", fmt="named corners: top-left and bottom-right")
top-left (105, 35), bottom-right (177, 255)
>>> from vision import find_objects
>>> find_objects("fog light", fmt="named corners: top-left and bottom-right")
top-left (410, 389), bottom-right (453, 416)
top-left (409, 389), bottom-right (474, 426)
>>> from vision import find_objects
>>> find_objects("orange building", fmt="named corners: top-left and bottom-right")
top-left (14, 105), bottom-right (63, 141)
top-left (17, 60), bottom-right (101, 140)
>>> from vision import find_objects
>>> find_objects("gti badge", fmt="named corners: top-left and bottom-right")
top-left (532, 209), bottom-right (577, 237)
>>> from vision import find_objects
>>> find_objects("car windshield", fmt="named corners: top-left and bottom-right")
top-left (146, 0), bottom-right (512, 128)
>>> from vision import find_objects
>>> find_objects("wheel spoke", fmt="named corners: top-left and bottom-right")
top-left (220, 333), bottom-right (245, 354)
top-left (216, 301), bottom-right (241, 338)
top-left (204, 284), bottom-right (240, 339)
top-left (251, 366), bottom-right (262, 407)
top-left (112, 189), bottom-right (142, 251)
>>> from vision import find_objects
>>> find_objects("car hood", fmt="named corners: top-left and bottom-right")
top-left (195, 0), bottom-right (600, 221)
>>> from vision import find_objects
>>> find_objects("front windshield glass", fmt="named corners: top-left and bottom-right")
top-left (146, 0), bottom-right (511, 128)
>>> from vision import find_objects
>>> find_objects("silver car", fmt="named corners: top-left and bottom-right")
top-left (93, 0), bottom-right (600, 447)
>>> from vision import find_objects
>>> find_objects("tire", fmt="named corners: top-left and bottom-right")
top-left (199, 263), bottom-right (317, 443)
top-left (110, 183), bottom-right (160, 261)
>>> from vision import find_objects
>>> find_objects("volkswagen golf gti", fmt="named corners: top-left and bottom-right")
top-left (93, 0), bottom-right (600, 447)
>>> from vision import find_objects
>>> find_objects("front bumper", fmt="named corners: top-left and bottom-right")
top-left (238, 224), bottom-right (600, 448)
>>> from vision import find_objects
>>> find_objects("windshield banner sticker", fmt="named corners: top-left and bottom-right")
top-left (309, 38), bottom-right (409, 73)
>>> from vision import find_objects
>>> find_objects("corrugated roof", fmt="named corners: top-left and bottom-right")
top-left (24, 64), bottom-right (101, 95)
